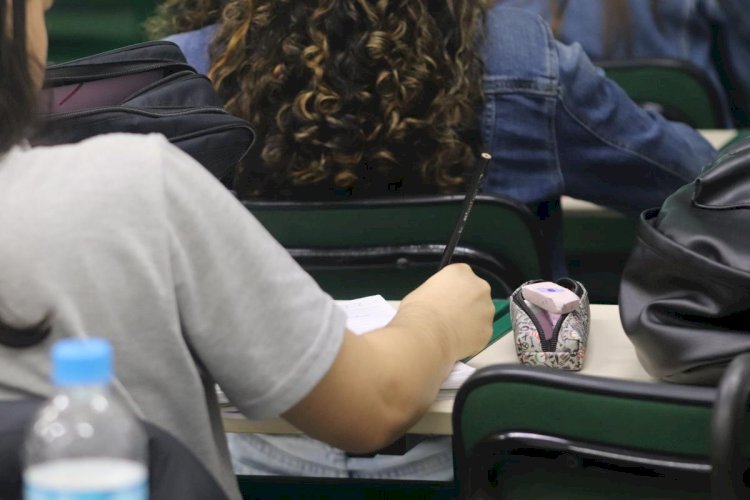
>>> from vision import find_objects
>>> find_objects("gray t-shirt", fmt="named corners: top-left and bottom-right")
top-left (0, 134), bottom-right (347, 499)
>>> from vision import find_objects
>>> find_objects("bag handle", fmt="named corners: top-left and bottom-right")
top-left (710, 351), bottom-right (750, 499)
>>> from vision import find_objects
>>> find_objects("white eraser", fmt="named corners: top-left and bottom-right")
top-left (521, 281), bottom-right (580, 314)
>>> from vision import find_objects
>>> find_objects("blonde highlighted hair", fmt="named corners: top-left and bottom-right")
top-left (150, 0), bottom-right (487, 197)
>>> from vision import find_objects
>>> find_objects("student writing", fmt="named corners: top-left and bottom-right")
top-left (0, 1), bottom-right (494, 498)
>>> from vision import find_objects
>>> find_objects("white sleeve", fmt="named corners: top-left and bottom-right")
top-left (157, 139), bottom-right (347, 419)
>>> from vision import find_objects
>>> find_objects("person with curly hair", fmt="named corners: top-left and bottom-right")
top-left (149, 0), bottom-right (486, 201)
top-left (147, 0), bottom-right (717, 480)
top-left (152, 0), bottom-right (715, 241)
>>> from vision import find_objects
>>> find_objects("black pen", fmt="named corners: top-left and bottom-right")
top-left (438, 152), bottom-right (492, 269)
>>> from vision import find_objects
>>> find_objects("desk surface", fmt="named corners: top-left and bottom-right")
top-left (222, 304), bottom-right (653, 436)
top-left (700, 128), bottom-right (739, 150)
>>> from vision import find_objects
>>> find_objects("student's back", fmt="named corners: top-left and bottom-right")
top-left (0, 133), bottom-right (340, 498)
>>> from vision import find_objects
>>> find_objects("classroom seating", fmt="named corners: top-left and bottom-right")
top-left (563, 209), bottom-right (636, 304)
top-left (598, 58), bottom-right (731, 129)
top-left (452, 358), bottom-right (750, 499)
top-left (243, 194), bottom-right (552, 300)
top-left (46, 0), bottom-right (155, 63)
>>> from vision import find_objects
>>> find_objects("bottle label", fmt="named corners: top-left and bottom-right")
top-left (24, 481), bottom-right (146, 500)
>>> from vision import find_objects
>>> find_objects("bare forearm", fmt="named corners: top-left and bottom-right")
top-left (283, 264), bottom-right (493, 452)
top-left (363, 308), bottom-right (459, 427)
top-left (283, 316), bottom-right (458, 453)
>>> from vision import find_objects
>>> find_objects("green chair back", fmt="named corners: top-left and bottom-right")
top-left (563, 209), bottom-right (637, 304)
top-left (46, 0), bottom-right (156, 63)
top-left (243, 194), bottom-right (550, 300)
top-left (599, 58), bottom-right (730, 129)
top-left (452, 363), bottom-right (750, 499)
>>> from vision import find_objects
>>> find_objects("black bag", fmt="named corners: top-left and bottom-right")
top-left (32, 41), bottom-right (254, 183)
top-left (619, 137), bottom-right (750, 385)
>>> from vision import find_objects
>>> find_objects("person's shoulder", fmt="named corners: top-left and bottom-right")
top-left (0, 134), bottom-right (184, 233)
top-left (482, 5), bottom-right (557, 81)
top-left (25, 133), bottom-right (171, 170)
top-left (6, 133), bottom-right (175, 192)
top-left (165, 24), bottom-right (218, 46)
top-left (164, 25), bottom-right (218, 75)
top-left (485, 5), bottom-right (553, 39)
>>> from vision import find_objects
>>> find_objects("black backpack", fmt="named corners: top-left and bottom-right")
top-left (619, 137), bottom-right (750, 384)
top-left (32, 41), bottom-right (254, 184)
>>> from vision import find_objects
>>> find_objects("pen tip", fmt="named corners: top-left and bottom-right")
top-left (481, 152), bottom-right (492, 160)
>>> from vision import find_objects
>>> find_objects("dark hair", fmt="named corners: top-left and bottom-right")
top-left (0, 0), bottom-right (38, 155)
top-left (0, 0), bottom-right (52, 343)
top-left (146, 0), bottom-right (225, 39)
top-left (150, 0), bottom-right (487, 199)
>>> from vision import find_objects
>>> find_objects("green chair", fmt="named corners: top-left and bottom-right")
top-left (452, 357), bottom-right (750, 499)
top-left (563, 209), bottom-right (636, 304)
top-left (243, 194), bottom-right (551, 300)
top-left (46, 0), bottom-right (156, 63)
top-left (598, 58), bottom-right (731, 129)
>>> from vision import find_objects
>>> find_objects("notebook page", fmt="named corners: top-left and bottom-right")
top-left (337, 295), bottom-right (476, 391)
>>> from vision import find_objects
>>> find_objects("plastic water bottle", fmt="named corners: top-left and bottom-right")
top-left (23, 338), bottom-right (148, 499)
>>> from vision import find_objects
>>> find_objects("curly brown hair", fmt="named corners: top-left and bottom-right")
top-left (152, 0), bottom-right (487, 198)
top-left (146, 0), bottom-right (225, 39)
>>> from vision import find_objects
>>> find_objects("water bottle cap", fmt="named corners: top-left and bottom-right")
top-left (52, 338), bottom-right (112, 386)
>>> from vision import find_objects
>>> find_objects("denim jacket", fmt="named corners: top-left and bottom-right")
top-left (168, 6), bottom-right (715, 275)
top-left (479, 6), bottom-right (715, 217)
top-left (499, 0), bottom-right (750, 127)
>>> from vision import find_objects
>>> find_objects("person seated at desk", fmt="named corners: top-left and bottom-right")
top-left (497, 0), bottom-right (750, 127)
top-left (151, 0), bottom-right (716, 277)
top-left (147, 0), bottom-right (716, 481)
top-left (0, 1), bottom-right (494, 499)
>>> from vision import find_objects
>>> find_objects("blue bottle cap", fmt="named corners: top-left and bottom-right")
top-left (51, 338), bottom-right (112, 386)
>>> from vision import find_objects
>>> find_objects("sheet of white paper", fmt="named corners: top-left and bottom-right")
top-left (440, 361), bottom-right (476, 390)
top-left (338, 295), bottom-right (397, 334)
top-left (337, 296), bottom-right (476, 390)
top-left (434, 389), bottom-right (458, 401)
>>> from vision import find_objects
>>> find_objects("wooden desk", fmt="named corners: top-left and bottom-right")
top-left (222, 304), bottom-right (653, 436)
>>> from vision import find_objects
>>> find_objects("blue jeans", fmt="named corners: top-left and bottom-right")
top-left (227, 434), bottom-right (453, 481)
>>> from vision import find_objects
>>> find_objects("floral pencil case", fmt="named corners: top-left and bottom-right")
top-left (509, 278), bottom-right (590, 371)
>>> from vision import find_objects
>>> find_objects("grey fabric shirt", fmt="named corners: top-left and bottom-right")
top-left (0, 134), bottom-right (347, 500)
